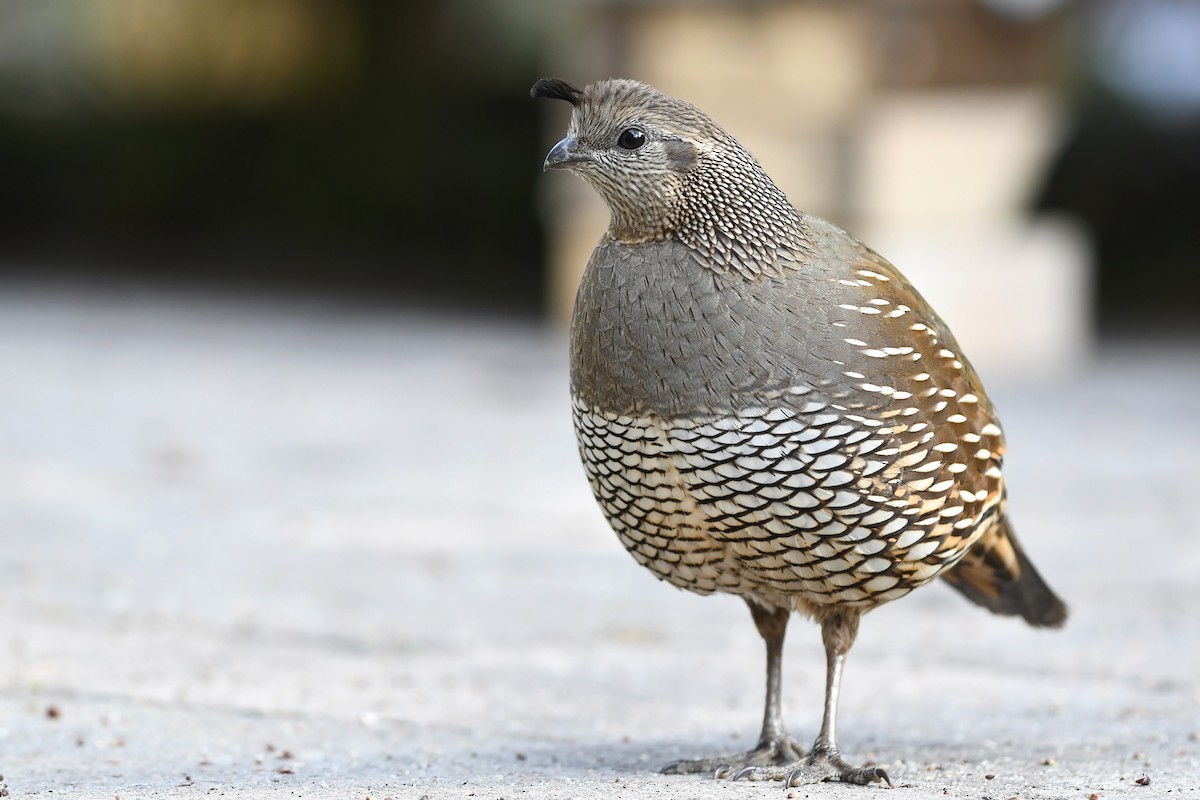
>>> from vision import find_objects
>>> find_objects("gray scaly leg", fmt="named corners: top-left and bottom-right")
top-left (661, 600), bottom-right (806, 777)
top-left (733, 609), bottom-right (891, 787)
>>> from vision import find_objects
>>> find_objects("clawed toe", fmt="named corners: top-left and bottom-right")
top-left (782, 754), bottom-right (891, 788)
top-left (659, 736), bottom-right (807, 778)
top-left (731, 765), bottom-right (791, 782)
top-left (666, 746), bottom-right (890, 788)
top-left (838, 764), bottom-right (892, 788)
top-left (731, 765), bottom-right (767, 782)
top-left (780, 762), bottom-right (890, 788)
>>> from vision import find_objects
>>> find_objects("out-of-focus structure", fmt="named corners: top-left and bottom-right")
top-left (537, 0), bottom-right (1089, 380)
top-left (2, 0), bottom-right (1197, 345)
top-left (0, 0), bottom-right (546, 311)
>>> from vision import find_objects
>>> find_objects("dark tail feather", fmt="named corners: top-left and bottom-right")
top-left (941, 514), bottom-right (1068, 629)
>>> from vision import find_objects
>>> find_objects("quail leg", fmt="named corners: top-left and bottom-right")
top-left (661, 601), bottom-right (808, 778)
top-left (732, 609), bottom-right (892, 787)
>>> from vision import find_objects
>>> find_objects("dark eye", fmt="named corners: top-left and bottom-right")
top-left (617, 127), bottom-right (646, 150)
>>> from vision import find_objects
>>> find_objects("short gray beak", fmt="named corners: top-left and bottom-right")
top-left (543, 136), bottom-right (590, 171)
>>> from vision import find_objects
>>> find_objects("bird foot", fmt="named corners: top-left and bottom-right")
top-left (731, 748), bottom-right (892, 788)
top-left (660, 735), bottom-right (808, 779)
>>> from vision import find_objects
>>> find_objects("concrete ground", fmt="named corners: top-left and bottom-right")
top-left (0, 284), bottom-right (1197, 800)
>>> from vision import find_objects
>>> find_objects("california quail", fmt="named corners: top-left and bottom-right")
top-left (532, 77), bottom-right (1067, 788)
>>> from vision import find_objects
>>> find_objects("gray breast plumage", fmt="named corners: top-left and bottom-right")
top-left (569, 223), bottom-right (1007, 613)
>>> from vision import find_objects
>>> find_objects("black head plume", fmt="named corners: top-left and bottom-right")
top-left (530, 78), bottom-right (583, 106)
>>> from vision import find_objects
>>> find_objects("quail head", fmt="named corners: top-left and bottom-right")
top-left (532, 76), bottom-right (1067, 788)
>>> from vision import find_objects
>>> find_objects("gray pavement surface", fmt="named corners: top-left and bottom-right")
top-left (1, 284), bottom-right (1198, 800)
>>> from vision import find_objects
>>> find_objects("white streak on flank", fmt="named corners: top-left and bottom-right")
top-left (947, 414), bottom-right (967, 424)
top-left (981, 423), bottom-right (1002, 437)
top-left (856, 269), bottom-right (891, 282)
top-left (844, 338), bottom-right (868, 347)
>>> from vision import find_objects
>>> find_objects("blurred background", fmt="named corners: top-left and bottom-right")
top-left (0, 0), bottom-right (1197, 337)
top-left (0, 0), bottom-right (547, 311)
top-left (2, 2), bottom-right (1199, 795)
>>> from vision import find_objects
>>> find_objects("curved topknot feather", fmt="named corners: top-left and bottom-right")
top-left (530, 78), bottom-right (583, 105)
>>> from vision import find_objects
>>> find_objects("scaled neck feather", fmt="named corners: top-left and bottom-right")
top-left (671, 144), bottom-right (811, 280)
